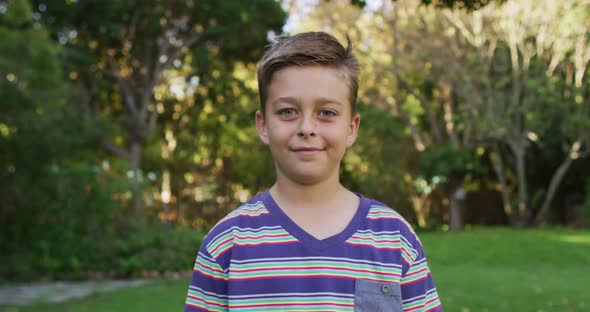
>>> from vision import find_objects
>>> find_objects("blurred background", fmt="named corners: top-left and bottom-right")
top-left (1, 0), bottom-right (589, 311)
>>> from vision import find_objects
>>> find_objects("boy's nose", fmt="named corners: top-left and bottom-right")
top-left (297, 114), bottom-right (316, 137)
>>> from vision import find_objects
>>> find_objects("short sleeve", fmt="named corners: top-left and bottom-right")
top-left (184, 244), bottom-right (229, 312)
top-left (400, 232), bottom-right (443, 311)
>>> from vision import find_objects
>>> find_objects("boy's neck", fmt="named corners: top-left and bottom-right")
top-left (269, 173), bottom-right (360, 240)
top-left (270, 174), bottom-right (349, 210)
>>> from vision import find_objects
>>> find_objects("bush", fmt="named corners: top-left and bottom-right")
top-left (109, 225), bottom-right (204, 277)
top-left (2, 224), bottom-right (204, 281)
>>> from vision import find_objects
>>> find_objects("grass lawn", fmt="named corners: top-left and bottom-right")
top-left (421, 228), bottom-right (590, 311)
top-left (2, 227), bottom-right (589, 312)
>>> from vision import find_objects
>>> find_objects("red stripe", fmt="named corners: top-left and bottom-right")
top-left (193, 269), bottom-right (227, 281)
top-left (405, 266), bottom-right (429, 278)
top-left (350, 237), bottom-right (402, 243)
top-left (194, 261), bottom-right (224, 274)
top-left (229, 274), bottom-right (357, 281)
top-left (186, 294), bottom-right (228, 309)
top-left (345, 242), bottom-right (402, 250)
top-left (231, 266), bottom-right (401, 277)
top-left (235, 240), bottom-right (299, 247)
top-left (230, 302), bottom-right (354, 309)
top-left (229, 274), bottom-right (397, 283)
top-left (209, 236), bottom-right (233, 256)
top-left (401, 274), bottom-right (429, 285)
top-left (235, 233), bottom-right (293, 239)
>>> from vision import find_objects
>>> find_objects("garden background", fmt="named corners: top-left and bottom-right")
top-left (1, 0), bottom-right (589, 311)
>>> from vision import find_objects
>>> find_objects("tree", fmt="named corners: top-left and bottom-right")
top-left (293, 1), bottom-right (465, 229)
top-left (347, 0), bottom-right (496, 10)
top-left (297, 0), bottom-right (590, 228)
top-left (0, 0), bottom-right (127, 277)
top-left (33, 0), bottom-right (286, 225)
top-left (440, 0), bottom-right (590, 226)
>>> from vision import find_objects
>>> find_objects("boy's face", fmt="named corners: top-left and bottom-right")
top-left (256, 65), bottom-right (360, 186)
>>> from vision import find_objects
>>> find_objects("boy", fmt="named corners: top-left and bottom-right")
top-left (184, 32), bottom-right (442, 312)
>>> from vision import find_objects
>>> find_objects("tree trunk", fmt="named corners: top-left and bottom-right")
top-left (410, 192), bottom-right (430, 229)
top-left (161, 169), bottom-right (172, 231)
top-left (448, 176), bottom-right (465, 231)
top-left (490, 144), bottom-right (515, 225)
top-left (534, 156), bottom-right (574, 225)
top-left (129, 140), bottom-right (145, 226)
top-left (513, 144), bottom-right (529, 227)
top-left (439, 81), bottom-right (461, 149)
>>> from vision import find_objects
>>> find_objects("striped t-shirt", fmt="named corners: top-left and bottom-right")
top-left (184, 190), bottom-right (442, 311)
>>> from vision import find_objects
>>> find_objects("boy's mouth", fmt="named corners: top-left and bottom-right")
top-left (290, 147), bottom-right (324, 154)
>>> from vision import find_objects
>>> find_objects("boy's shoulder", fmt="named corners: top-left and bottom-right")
top-left (362, 196), bottom-right (416, 229)
top-left (202, 191), bottom-right (272, 240)
top-left (218, 191), bottom-right (270, 222)
top-left (360, 195), bottom-right (423, 246)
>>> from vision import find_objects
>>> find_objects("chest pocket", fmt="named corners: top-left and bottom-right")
top-left (354, 279), bottom-right (403, 312)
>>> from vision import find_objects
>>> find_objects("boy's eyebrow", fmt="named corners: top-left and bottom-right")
top-left (315, 97), bottom-right (344, 106)
top-left (270, 96), bottom-right (300, 107)
top-left (270, 97), bottom-right (344, 107)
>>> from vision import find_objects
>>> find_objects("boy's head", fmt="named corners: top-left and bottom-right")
top-left (255, 32), bottom-right (361, 186)
top-left (257, 32), bottom-right (359, 115)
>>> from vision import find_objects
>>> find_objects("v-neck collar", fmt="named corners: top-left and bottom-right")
top-left (261, 189), bottom-right (370, 252)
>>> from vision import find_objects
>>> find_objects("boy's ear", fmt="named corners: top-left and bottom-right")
top-left (346, 113), bottom-right (360, 148)
top-left (255, 110), bottom-right (270, 145)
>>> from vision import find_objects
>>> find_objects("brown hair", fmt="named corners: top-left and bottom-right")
top-left (257, 32), bottom-right (359, 114)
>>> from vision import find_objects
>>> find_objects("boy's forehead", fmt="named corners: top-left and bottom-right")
top-left (268, 66), bottom-right (349, 99)
top-left (271, 64), bottom-right (348, 80)
top-left (268, 65), bottom-right (350, 94)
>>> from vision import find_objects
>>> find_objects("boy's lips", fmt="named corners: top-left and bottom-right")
top-left (290, 147), bottom-right (324, 154)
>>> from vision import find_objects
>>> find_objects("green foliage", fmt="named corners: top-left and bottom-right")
top-left (5, 224), bottom-right (204, 280)
top-left (2, 164), bottom-right (128, 280)
top-left (2, 0), bottom-right (286, 281)
top-left (26, 0), bottom-right (287, 226)
top-left (32, 0), bottom-right (286, 60)
top-left (342, 103), bottom-right (415, 215)
top-left (420, 143), bottom-right (482, 181)
top-left (0, 0), bottom-right (31, 27)
top-left (347, 0), bottom-right (497, 10)
top-left (110, 226), bottom-right (204, 276)
top-left (0, 0), bottom-right (126, 280)
top-left (420, 0), bottom-right (497, 10)
top-left (0, 7), bottom-right (62, 93)
top-left (3, 0), bottom-right (590, 284)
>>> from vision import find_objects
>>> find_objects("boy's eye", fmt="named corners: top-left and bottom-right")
top-left (278, 108), bottom-right (297, 118)
top-left (318, 110), bottom-right (337, 118)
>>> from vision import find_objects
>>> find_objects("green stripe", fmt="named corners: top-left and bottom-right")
top-left (230, 296), bottom-right (351, 305)
top-left (186, 291), bottom-right (226, 306)
top-left (230, 270), bottom-right (399, 282)
top-left (347, 238), bottom-right (402, 247)
top-left (232, 260), bottom-right (398, 272)
top-left (230, 306), bottom-right (351, 312)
